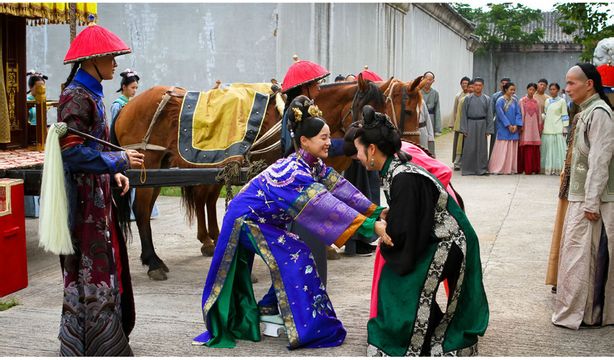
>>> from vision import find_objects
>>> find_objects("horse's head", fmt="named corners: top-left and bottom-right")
top-left (348, 73), bottom-right (392, 124)
top-left (381, 76), bottom-right (427, 143)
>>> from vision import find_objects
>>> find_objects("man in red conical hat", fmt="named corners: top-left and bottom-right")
top-left (359, 66), bottom-right (383, 82)
top-left (55, 18), bottom-right (144, 356)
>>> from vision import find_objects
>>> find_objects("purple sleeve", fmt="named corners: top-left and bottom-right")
top-left (320, 167), bottom-right (377, 215)
top-left (288, 182), bottom-right (367, 248)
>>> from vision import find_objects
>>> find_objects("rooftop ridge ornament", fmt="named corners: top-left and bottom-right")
top-left (87, 13), bottom-right (96, 26)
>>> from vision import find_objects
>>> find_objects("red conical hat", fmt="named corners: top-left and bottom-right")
top-left (64, 24), bottom-right (131, 64)
top-left (281, 55), bottom-right (330, 93)
top-left (360, 66), bottom-right (383, 82)
top-left (597, 64), bottom-right (614, 88)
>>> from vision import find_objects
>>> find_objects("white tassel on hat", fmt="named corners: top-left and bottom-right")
top-left (38, 123), bottom-right (74, 255)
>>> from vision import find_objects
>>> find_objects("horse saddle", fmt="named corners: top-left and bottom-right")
top-left (178, 83), bottom-right (273, 165)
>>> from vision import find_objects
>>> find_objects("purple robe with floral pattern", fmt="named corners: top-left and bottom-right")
top-left (194, 149), bottom-right (382, 350)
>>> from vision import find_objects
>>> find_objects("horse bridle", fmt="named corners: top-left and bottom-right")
top-left (384, 79), bottom-right (421, 137)
top-left (339, 88), bottom-right (361, 134)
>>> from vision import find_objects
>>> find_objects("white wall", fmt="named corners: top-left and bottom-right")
top-left (26, 3), bottom-right (475, 124)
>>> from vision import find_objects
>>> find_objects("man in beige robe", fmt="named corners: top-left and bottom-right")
top-left (535, 78), bottom-right (552, 116)
top-left (553, 64), bottom-right (614, 329)
top-left (453, 78), bottom-right (473, 170)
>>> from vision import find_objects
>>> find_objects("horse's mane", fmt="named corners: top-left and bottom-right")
top-left (321, 80), bottom-right (385, 105)
top-left (359, 81), bottom-right (385, 108)
top-left (320, 81), bottom-right (356, 89)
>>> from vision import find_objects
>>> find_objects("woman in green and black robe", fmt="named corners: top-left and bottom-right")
top-left (350, 105), bottom-right (489, 356)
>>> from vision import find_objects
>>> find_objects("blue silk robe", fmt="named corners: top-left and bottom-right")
top-left (194, 149), bottom-right (381, 349)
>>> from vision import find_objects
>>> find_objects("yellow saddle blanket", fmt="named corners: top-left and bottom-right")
top-left (178, 83), bottom-right (274, 165)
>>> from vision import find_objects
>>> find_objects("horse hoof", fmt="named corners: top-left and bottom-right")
top-left (148, 268), bottom-right (168, 281)
top-left (201, 244), bottom-right (215, 257)
top-left (161, 263), bottom-right (170, 273)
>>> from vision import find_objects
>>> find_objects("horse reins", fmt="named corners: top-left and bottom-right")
top-left (339, 88), bottom-right (361, 134)
top-left (121, 86), bottom-right (186, 183)
top-left (248, 92), bottom-right (285, 156)
top-left (384, 79), bottom-right (420, 138)
top-left (384, 80), bottom-right (400, 130)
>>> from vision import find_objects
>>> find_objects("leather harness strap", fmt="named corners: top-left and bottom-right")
top-left (123, 86), bottom-right (185, 152)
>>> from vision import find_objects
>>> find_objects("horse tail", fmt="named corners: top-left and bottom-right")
top-left (181, 186), bottom-right (198, 225)
top-left (113, 188), bottom-right (133, 241)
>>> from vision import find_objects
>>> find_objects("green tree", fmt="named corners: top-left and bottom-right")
top-left (555, 2), bottom-right (614, 62)
top-left (453, 3), bottom-right (544, 90)
top-left (453, 3), bottom-right (544, 52)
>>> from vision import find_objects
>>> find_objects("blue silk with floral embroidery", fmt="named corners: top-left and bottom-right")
top-left (194, 150), bottom-right (379, 349)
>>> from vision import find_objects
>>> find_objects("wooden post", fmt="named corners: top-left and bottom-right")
top-left (33, 84), bottom-right (47, 151)
top-left (69, 3), bottom-right (77, 42)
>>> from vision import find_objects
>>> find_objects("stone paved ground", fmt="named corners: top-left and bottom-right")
top-left (1, 132), bottom-right (613, 356)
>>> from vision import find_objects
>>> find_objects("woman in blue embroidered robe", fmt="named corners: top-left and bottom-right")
top-left (194, 96), bottom-right (388, 349)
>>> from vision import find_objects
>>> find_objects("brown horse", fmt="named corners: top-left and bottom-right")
top-left (115, 85), bottom-right (281, 280)
top-left (114, 77), bottom-right (401, 280)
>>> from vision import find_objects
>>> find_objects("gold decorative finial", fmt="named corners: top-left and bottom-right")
top-left (292, 54), bottom-right (300, 62)
top-left (308, 104), bottom-right (322, 118)
top-left (293, 107), bottom-right (303, 123)
top-left (87, 14), bottom-right (96, 26)
top-left (364, 65), bottom-right (369, 70)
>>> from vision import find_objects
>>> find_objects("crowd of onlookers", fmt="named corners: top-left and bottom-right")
top-left (446, 76), bottom-right (573, 176)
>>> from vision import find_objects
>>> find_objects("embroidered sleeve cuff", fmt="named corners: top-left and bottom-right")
top-left (101, 151), bottom-right (130, 173)
top-left (355, 216), bottom-right (376, 238)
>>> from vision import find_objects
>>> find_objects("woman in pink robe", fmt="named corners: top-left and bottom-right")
top-left (518, 83), bottom-right (542, 174)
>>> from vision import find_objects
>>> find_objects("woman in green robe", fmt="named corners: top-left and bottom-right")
top-left (351, 105), bottom-right (490, 356)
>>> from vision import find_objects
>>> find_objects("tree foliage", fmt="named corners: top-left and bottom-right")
top-left (555, 2), bottom-right (614, 62)
top-left (453, 3), bottom-right (544, 54)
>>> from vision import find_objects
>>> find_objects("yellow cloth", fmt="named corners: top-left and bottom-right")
top-left (0, 3), bottom-right (97, 25)
top-left (188, 83), bottom-right (273, 151)
top-left (0, 25), bottom-right (10, 143)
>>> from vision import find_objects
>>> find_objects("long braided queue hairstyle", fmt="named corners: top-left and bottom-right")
top-left (284, 95), bottom-right (327, 157)
top-left (577, 62), bottom-right (614, 110)
top-left (353, 105), bottom-right (411, 163)
top-left (62, 63), bottom-right (80, 92)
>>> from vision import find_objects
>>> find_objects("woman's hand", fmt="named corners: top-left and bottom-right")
top-left (380, 207), bottom-right (389, 221)
top-left (114, 173), bottom-right (130, 196)
top-left (125, 149), bottom-right (145, 168)
top-left (375, 220), bottom-right (393, 247)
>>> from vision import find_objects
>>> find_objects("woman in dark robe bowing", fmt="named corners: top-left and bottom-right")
top-left (350, 106), bottom-right (489, 357)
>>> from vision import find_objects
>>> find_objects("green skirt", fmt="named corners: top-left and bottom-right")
top-left (541, 134), bottom-right (566, 175)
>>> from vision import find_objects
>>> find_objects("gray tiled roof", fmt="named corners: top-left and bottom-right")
top-left (523, 11), bottom-right (581, 44)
